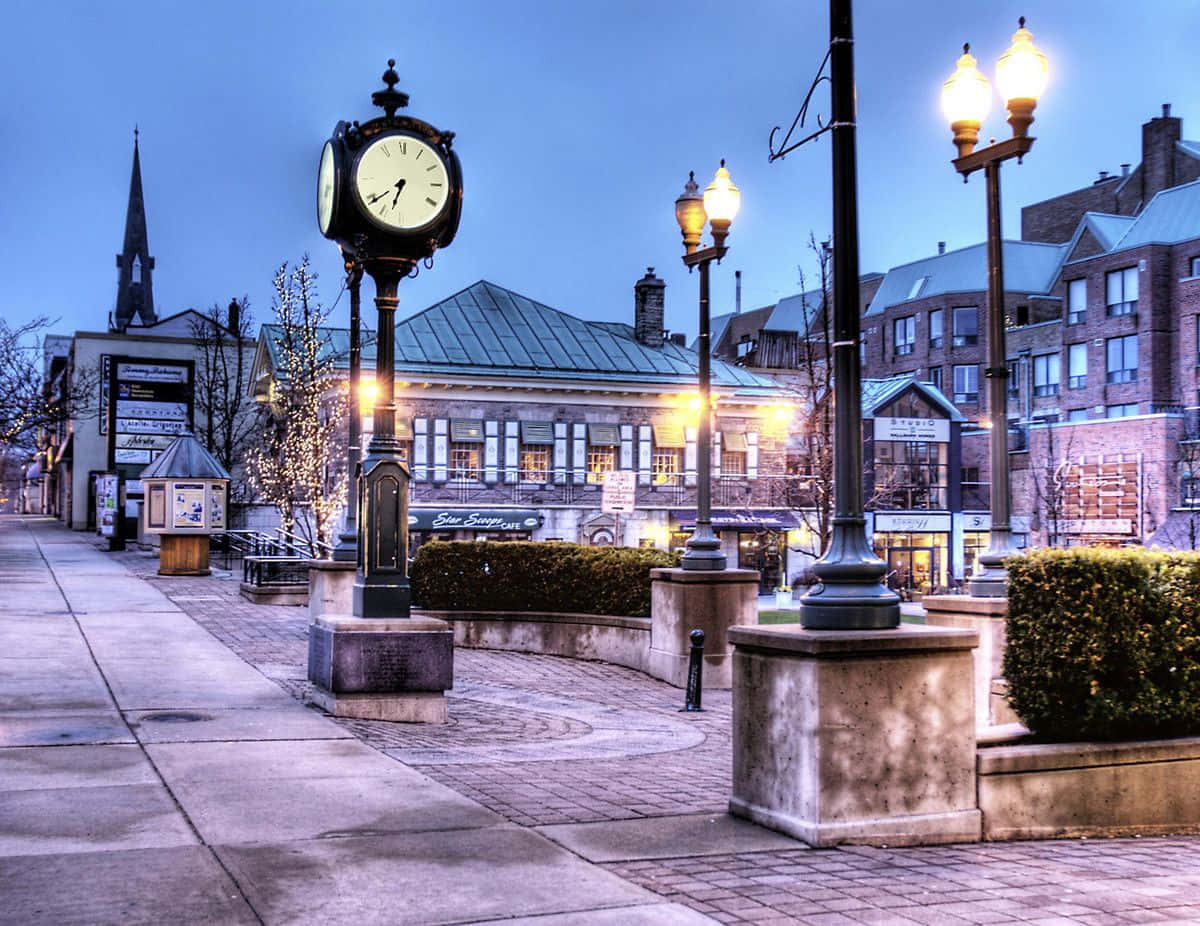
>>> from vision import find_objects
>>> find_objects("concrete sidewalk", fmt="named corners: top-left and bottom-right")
top-left (6, 515), bottom-right (1200, 925)
top-left (0, 517), bottom-right (719, 925)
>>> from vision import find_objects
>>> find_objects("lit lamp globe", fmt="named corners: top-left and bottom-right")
top-left (996, 17), bottom-right (1048, 138)
top-left (942, 44), bottom-right (991, 158)
top-left (675, 171), bottom-right (707, 256)
top-left (702, 160), bottom-right (740, 249)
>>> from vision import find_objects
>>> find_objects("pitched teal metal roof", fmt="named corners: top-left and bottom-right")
top-left (1081, 212), bottom-right (1135, 250)
top-left (861, 375), bottom-right (965, 422)
top-left (262, 280), bottom-right (787, 396)
top-left (1178, 140), bottom-right (1200, 160)
top-left (866, 240), bottom-right (1068, 316)
top-left (1110, 178), bottom-right (1200, 250)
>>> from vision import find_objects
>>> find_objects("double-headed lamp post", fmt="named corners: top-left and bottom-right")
top-left (942, 18), bottom-right (1048, 596)
top-left (675, 162), bottom-right (740, 571)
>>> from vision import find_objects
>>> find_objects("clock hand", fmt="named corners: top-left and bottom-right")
top-left (367, 191), bottom-right (390, 205)
top-left (391, 178), bottom-right (406, 208)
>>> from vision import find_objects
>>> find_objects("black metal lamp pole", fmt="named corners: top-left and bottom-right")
top-left (676, 166), bottom-right (740, 571)
top-left (942, 20), bottom-right (1047, 596)
top-left (333, 252), bottom-right (363, 562)
top-left (799, 0), bottom-right (899, 629)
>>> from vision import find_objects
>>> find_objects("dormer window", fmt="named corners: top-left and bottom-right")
top-left (908, 276), bottom-right (930, 300)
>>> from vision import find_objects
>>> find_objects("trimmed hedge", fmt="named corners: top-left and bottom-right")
top-left (1005, 547), bottom-right (1200, 741)
top-left (410, 541), bottom-right (680, 618)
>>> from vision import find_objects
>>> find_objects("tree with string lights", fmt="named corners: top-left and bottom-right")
top-left (247, 257), bottom-right (347, 552)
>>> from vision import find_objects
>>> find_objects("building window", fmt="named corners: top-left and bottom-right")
top-left (449, 443), bottom-right (481, 481)
top-left (1106, 403), bottom-right (1138, 418)
top-left (1106, 334), bottom-right (1138, 384)
top-left (1068, 342), bottom-right (1087, 388)
top-left (1182, 471), bottom-right (1200, 507)
top-left (519, 421), bottom-right (555, 482)
top-left (893, 316), bottom-right (915, 356)
top-left (652, 448), bottom-right (682, 486)
top-left (1105, 266), bottom-right (1138, 317)
top-left (952, 307), bottom-right (977, 346)
top-left (1013, 304), bottom-right (1030, 327)
top-left (1006, 360), bottom-right (1020, 398)
top-left (1067, 408), bottom-right (1088, 422)
top-left (928, 309), bottom-right (943, 349)
top-left (586, 446), bottom-right (616, 485)
top-left (873, 440), bottom-right (949, 510)
top-left (721, 450), bottom-right (747, 476)
top-left (908, 275), bottom-right (929, 300)
top-left (1033, 353), bottom-right (1060, 397)
top-left (953, 364), bottom-right (978, 403)
top-left (520, 445), bottom-right (551, 482)
top-left (1067, 279), bottom-right (1086, 324)
top-left (927, 366), bottom-right (943, 391)
top-left (1192, 257), bottom-right (1200, 278)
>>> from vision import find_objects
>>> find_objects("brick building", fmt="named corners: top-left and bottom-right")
top-left (251, 274), bottom-right (804, 591)
top-left (863, 104), bottom-right (1200, 552)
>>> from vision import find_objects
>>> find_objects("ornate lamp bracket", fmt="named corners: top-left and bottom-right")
top-left (768, 41), bottom-right (857, 162)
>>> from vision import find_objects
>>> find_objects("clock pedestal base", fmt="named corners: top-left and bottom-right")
top-left (307, 614), bottom-right (453, 724)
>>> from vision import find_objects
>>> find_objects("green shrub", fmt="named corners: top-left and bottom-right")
top-left (1005, 547), bottom-right (1200, 741)
top-left (409, 541), bottom-right (680, 617)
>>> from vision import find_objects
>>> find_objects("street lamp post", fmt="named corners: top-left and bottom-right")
top-left (675, 163), bottom-right (740, 571)
top-left (942, 18), bottom-right (1048, 597)
top-left (798, 0), bottom-right (899, 629)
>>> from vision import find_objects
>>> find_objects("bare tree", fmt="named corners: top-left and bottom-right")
top-left (1029, 421), bottom-right (1078, 547)
top-left (190, 297), bottom-right (257, 499)
top-left (0, 317), bottom-right (95, 455)
top-left (246, 258), bottom-right (347, 551)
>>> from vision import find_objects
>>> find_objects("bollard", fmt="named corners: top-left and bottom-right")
top-left (683, 628), bottom-right (705, 712)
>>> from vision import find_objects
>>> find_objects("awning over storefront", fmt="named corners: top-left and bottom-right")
top-left (672, 509), bottom-right (801, 531)
top-left (409, 508), bottom-right (542, 532)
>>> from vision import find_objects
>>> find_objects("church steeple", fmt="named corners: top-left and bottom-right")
top-left (113, 128), bottom-right (157, 331)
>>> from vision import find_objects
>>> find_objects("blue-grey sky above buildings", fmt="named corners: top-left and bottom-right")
top-left (5, 1), bottom-right (1196, 341)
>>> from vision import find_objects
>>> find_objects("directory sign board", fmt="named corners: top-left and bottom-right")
top-left (105, 356), bottom-right (194, 485)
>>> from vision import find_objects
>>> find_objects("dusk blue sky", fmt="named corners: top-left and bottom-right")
top-left (5, 1), bottom-right (1196, 343)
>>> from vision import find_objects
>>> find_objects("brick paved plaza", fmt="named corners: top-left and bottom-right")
top-left (99, 538), bottom-right (1200, 925)
top-left (5, 518), bottom-right (1200, 924)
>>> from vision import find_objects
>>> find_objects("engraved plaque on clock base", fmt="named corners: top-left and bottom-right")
top-left (307, 615), bottom-right (453, 723)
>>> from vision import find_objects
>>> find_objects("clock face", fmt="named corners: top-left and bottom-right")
top-left (352, 133), bottom-right (451, 232)
top-left (317, 141), bottom-right (336, 235)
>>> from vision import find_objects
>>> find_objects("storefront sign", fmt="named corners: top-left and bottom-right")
top-left (962, 513), bottom-right (990, 531)
top-left (673, 509), bottom-right (800, 530)
top-left (409, 508), bottom-right (542, 532)
top-left (1051, 518), bottom-right (1133, 535)
top-left (873, 512), bottom-right (952, 533)
top-left (873, 416), bottom-right (949, 443)
top-left (601, 471), bottom-right (637, 513)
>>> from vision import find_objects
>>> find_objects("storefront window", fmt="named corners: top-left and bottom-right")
top-left (873, 440), bottom-right (949, 509)
top-left (963, 530), bottom-right (990, 579)
top-left (874, 531), bottom-right (949, 596)
top-left (738, 531), bottom-right (785, 593)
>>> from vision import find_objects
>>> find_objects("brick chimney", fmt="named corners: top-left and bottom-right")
top-left (634, 267), bottom-right (665, 348)
top-left (1141, 103), bottom-right (1182, 203)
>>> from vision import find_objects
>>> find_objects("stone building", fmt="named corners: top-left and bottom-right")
top-left (862, 104), bottom-right (1200, 551)
top-left (251, 273), bottom-right (804, 591)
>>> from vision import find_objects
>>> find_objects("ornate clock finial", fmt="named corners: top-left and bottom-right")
top-left (371, 57), bottom-right (410, 122)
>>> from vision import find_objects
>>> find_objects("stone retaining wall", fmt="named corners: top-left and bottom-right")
top-left (417, 609), bottom-right (651, 674)
top-left (978, 736), bottom-right (1200, 840)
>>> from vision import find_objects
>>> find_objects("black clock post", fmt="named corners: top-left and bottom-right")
top-left (307, 60), bottom-right (463, 723)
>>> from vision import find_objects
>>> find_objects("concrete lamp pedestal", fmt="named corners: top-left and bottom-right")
top-left (728, 623), bottom-right (981, 847)
top-left (308, 559), bottom-right (357, 622)
top-left (922, 594), bottom-right (1016, 729)
top-left (307, 615), bottom-right (453, 723)
top-left (649, 567), bottom-right (759, 689)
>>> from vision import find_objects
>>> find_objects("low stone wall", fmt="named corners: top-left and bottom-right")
top-left (978, 736), bottom-right (1200, 840)
top-left (417, 609), bottom-right (651, 674)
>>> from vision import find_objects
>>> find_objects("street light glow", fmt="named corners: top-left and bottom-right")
top-left (996, 18), bottom-right (1048, 109)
